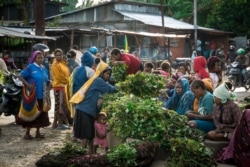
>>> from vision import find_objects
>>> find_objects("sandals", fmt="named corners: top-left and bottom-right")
top-left (36, 133), bottom-right (45, 139)
top-left (24, 134), bottom-right (33, 140)
top-left (24, 133), bottom-right (45, 140)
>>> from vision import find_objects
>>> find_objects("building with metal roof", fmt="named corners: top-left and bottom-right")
top-left (0, 0), bottom-right (231, 66)
top-left (43, 0), bottom-right (230, 60)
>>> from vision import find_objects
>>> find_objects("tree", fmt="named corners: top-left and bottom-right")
top-left (134, 0), bottom-right (214, 25)
top-left (206, 1), bottom-right (250, 37)
top-left (0, 0), bottom-right (31, 26)
top-left (0, 0), bottom-right (23, 6)
top-left (76, 0), bottom-right (94, 9)
top-left (59, 0), bottom-right (78, 12)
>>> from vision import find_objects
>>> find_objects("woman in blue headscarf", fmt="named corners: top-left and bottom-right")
top-left (71, 51), bottom-right (95, 95)
top-left (165, 78), bottom-right (195, 115)
top-left (69, 51), bottom-right (95, 141)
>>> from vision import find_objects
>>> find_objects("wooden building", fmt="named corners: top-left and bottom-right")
top-left (44, 0), bottom-right (231, 60)
top-left (0, 0), bottom-right (231, 63)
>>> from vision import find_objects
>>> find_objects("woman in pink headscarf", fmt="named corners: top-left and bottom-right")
top-left (193, 56), bottom-right (210, 79)
top-left (17, 50), bottom-right (51, 140)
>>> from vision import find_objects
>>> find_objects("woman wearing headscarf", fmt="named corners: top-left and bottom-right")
top-left (69, 51), bottom-right (95, 142)
top-left (207, 82), bottom-right (242, 141)
top-left (207, 56), bottom-right (222, 88)
top-left (165, 78), bottom-right (195, 115)
top-left (193, 56), bottom-right (210, 79)
top-left (71, 52), bottom-right (95, 96)
top-left (218, 109), bottom-right (250, 166)
top-left (51, 48), bottom-right (71, 130)
top-left (16, 50), bottom-right (51, 140)
top-left (70, 61), bottom-right (118, 154)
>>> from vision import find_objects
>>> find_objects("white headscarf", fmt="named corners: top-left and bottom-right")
top-left (213, 83), bottom-right (230, 103)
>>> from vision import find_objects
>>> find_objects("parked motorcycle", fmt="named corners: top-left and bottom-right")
top-left (0, 71), bottom-right (23, 117)
top-left (227, 61), bottom-right (250, 91)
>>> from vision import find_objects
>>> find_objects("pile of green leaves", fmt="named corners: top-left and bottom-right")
top-left (107, 142), bottom-right (137, 167)
top-left (103, 67), bottom-right (214, 166)
top-left (117, 73), bottom-right (166, 98)
top-left (167, 138), bottom-right (216, 167)
top-left (105, 95), bottom-right (204, 149)
top-left (110, 63), bottom-right (128, 83)
top-left (36, 141), bottom-right (86, 167)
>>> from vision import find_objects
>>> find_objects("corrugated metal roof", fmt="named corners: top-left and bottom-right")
top-left (0, 27), bottom-right (56, 40)
top-left (117, 11), bottom-right (195, 30)
top-left (117, 11), bottom-right (232, 34)
top-left (45, 28), bottom-right (70, 32)
top-left (112, 29), bottom-right (189, 38)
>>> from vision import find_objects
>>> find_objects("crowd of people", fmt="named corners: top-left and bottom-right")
top-left (143, 45), bottom-right (250, 166)
top-left (0, 43), bottom-right (249, 165)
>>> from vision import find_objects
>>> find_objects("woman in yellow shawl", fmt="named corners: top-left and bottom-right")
top-left (51, 48), bottom-right (71, 130)
top-left (70, 61), bottom-right (118, 154)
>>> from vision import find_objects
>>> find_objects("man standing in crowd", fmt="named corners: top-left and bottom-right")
top-left (72, 45), bottom-right (82, 65)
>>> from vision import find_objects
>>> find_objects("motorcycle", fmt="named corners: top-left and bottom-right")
top-left (227, 61), bottom-right (250, 91)
top-left (0, 71), bottom-right (23, 117)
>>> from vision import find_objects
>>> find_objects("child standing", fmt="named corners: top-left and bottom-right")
top-left (94, 112), bottom-right (109, 154)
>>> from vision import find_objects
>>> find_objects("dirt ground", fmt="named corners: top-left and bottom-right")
top-left (0, 88), bottom-right (248, 167)
top-left (0, 91), bottom-right (73, 167)
top-left (0, 112), bottom-right (72, 167)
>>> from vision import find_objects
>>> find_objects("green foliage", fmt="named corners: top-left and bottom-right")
top-left (106, 95), bottom-right (204, 149)
top-left (75, 0), bottom-right (94, 9)
top-left (36, 141), bottom-right (86, 167)
top-left (117, 73), bottom-right (166, 98)
top-left (60, 0), bottom-right (78, 12)
top-left (102, 91), bottom-right (125, 109)
top-left (46, 16), bottom-right (62, 27)
top-left (107, 143), bottom-right (137, 167)
top-left (206, 1), bottom-right (250, 37)
top-left (0, 0), bottom-right (23, 6)
top-left (2, 38), bottom-right (25, 47)
top-left (167, 138), bottom-right (216, 167)
top-left (110, 63), bottom-right (128, 83)
top-left (58, 141), bottom-right (86, 155)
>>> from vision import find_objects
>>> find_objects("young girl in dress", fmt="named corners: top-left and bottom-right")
top-left (93, 112), bottom-right (109, 154)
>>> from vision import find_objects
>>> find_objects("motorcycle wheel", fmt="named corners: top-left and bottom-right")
top-left (228, 77), bottom-right (237, 92)
top-left (244, 80), bottom-right (250, 91)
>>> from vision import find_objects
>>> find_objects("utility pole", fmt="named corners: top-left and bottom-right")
top-left (160, 0), bottom-right (168, 60)
top-left (160, 0), bottom-right (165, 35)
top-left (194, 0), bottom-right (197, 51)
top-left (35, 0), bottom-right (45, 36)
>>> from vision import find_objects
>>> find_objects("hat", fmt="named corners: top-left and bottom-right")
top-left (99, 111), bottom-right (107, 117)
top-left (89, 46), bottom-right (98, 55)
top-left (213, 83), bottom-right (230, 103)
